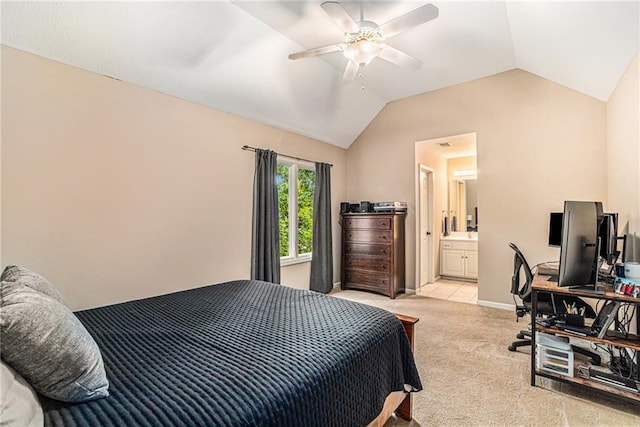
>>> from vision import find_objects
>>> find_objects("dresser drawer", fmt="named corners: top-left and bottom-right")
top-left (344, 230), bottom-right (392, 244)
top-left (343, 255), bottom-right (391, 272)
top-left (343, 269), bottom-right (391, 289)
top-left (344, 243), bottom-right (390, 257)
top-left (342, 217), bottom-right (391, 230)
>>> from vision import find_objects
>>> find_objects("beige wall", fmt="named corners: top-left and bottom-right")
top-left (4, 44), bottom-right (633, 310)
top-left (347, 69), bottom-right (607, 306)
top-left (1, 46), bottom-right (347, 310)
top-left (607, 52), bottom-right (640, 261)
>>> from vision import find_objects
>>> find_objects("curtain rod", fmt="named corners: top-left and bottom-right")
top-left (241, 145), bottom-right (333, 167)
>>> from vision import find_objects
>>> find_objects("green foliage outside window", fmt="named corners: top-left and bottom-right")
top-left (297, 168), bottom-right (315, 255)
top-left (277, 164), bottom-right (289, 257)
top-left (276, 163), bottom-right (315, 258)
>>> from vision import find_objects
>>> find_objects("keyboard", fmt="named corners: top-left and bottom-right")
top-left (556, 324), bottom-right (594, 337)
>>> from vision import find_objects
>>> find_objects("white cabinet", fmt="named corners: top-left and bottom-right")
top-left (440, 240), bottom-right (478, 280)
top-left (441, 249), bottom-right (466, 277)
top-left (465, 250), bottom-right (478, 278)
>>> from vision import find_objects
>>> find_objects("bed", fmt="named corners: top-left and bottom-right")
top-left (36, 279), bottom-right (422, 426)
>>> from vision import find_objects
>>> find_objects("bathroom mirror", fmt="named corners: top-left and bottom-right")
top-left (448, 178), bottom-right (478, 232)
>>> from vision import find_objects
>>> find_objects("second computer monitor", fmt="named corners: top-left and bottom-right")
top-left (549, 210), bottom-right (618, 265)
top-left (548, 212), bottom-right (563, 247)
top-left (599, 213), bottom-right (618, 265)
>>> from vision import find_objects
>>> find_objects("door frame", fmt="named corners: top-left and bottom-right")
top-left (415, 164), bottom-right (435, 288)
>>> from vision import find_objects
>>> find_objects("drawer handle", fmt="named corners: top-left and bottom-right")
top-left (381, 249), bottom-right (387, 254)
top-left (381, 264), bottom-right (387, 269)
top-left (381, 235), bottom-right (387, 240)
top-left (379, 221), bottom-right (386, 226)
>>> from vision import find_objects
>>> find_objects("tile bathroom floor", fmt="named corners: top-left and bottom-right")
top-left (419, 278), bottom-right (478, 304)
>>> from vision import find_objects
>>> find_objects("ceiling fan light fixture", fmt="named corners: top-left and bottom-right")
top-left (343, 39), bottom-right (382, 67)
top-left (289, 2), bottom-right (438, 74)
top-left (343, 21), bottom-right (383, 67)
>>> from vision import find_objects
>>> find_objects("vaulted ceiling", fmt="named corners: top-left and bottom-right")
top-left (2, 1), bottom-right (638, 149)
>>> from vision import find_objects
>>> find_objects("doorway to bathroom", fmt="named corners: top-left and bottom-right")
top-left (415, 132), bottom-right (478, 304)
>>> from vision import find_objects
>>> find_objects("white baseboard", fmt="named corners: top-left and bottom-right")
top-left (333, 281), bottom-right (341, 289)
top-left (477, 299), bottom-right (514, 311)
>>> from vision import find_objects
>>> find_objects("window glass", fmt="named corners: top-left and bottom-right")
top-left (297, 168), bottom-right (315, 255)
top-left (276, 161), bottom-right (315, 261)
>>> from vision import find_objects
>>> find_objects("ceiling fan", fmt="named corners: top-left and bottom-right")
top-left (289, 1), bottom-right (439, 82)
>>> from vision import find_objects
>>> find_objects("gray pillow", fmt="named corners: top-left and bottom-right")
top-left (1, 265), bottom-right (66, 305)
top-left (0, 360), bottom-right (44, 427)
top-left (0, 280), bottom-right (109, 402)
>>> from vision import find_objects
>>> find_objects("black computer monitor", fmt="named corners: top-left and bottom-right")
top-left (548, 212), bottom-right (563, 247)
top-left (558, 201), bottom-right (603, 290)
top-left (599, 213), bottom-right (619, 265)
top-left (550, 211), bottom-right (618, 261)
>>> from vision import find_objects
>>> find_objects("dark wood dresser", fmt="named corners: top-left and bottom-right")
top-left (340, 212), bottom-right (406, 299)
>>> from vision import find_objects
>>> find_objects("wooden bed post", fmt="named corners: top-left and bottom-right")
top-left (394, 313), bottom-right (419, 421)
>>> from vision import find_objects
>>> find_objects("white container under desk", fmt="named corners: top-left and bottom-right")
top-left (440, 237), bottom-right (478, 280)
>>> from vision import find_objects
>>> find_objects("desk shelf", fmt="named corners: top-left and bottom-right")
top-left (535, 368), bottom-right (640, 402)
top-left (531, 274), bottom-right (640, 404)
top-left (536, 326), bottom-right (640, 352)
top-left (532, 279), bottom-right (640, 304)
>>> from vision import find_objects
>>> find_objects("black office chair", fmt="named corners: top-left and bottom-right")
top-left (507, 243), bottom-right (600, 365)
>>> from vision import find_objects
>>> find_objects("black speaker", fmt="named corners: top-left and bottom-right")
top-left (349, 203), bottom-right (360, 213)
top-left (340, 202), bottom-right (349, 213)
top-left (360, 201), bottom-right (371, 212)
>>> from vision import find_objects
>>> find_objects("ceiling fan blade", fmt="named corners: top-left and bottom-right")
top-left (378, 44), bottom-right (423, 70)
top-left (343, 60), bottom-right (359, 82)
top-left (378, 4), bottom-right (439, 39)
top-left (288, 43), bottom-right (344, 60)
top-left (321, 1), bottom-right (359, 34)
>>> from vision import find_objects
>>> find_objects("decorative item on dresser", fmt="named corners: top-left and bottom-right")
top-left (340, 212), bottom-right (406, 299)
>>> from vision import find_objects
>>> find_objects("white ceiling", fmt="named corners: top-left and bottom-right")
top-left (2, 1), bottom-right (638, 149)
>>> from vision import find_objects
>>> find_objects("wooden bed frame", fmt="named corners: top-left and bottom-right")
top-left (368, 313), bottom-right (419, 426)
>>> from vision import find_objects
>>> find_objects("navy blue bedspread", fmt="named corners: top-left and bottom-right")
top-left (41, 280), bottom-right (422, 426)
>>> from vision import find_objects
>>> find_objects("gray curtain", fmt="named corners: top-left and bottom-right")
top-left (251, 149), bottom-right (281, 284)
top-left (310, 162), bottom-right (333, 293)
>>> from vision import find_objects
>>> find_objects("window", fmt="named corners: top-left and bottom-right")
top-left (277, 160), bottom-right (315, 264)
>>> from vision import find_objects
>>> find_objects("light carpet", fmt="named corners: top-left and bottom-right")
top-left (331, 289), bottom-right (640, 426)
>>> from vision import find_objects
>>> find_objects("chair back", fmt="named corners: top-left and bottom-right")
top-left (509, 243), bottom-right (534, 302)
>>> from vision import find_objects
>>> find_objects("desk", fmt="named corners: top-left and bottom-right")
top-left (531, 275), bottom-right (640, 402)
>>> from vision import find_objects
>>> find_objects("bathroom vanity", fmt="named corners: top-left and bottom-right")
top-left (440, 235), bottom-right (478, 280)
